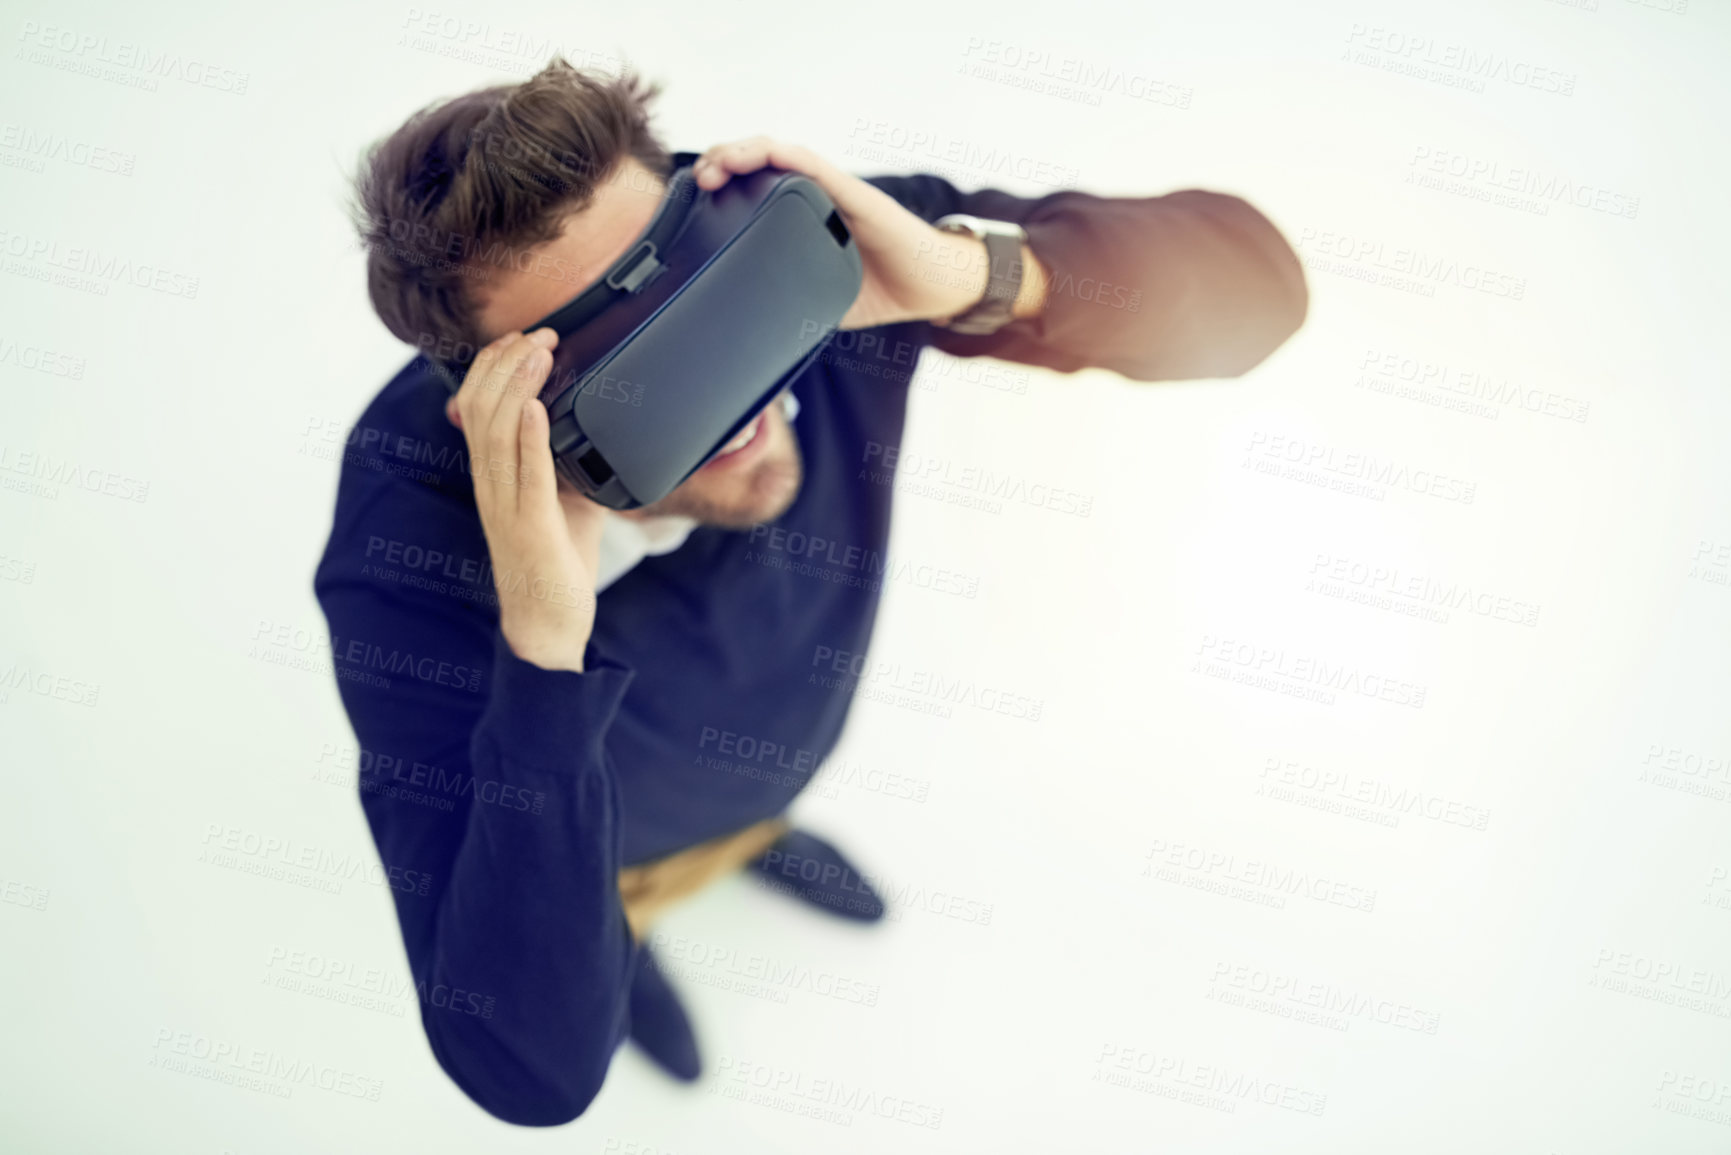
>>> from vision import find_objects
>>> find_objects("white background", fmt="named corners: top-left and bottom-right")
top-left (3, 0), bottom-right (1729, 1151)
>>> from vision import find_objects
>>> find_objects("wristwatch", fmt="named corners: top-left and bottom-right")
top-left (932, 213), bottom-right (1028, 335)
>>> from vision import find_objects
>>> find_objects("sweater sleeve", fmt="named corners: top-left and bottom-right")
top-left (313, 477), bottom-right (637, 1127)
top-left (861, 171), bottom-right (1308, 381)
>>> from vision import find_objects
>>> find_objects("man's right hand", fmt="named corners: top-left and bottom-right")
top-left (448, 329), bottom-right (606, 673)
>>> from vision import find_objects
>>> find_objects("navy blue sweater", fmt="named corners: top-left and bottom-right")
top-left (312, 171), bottom-right (1306, 1126)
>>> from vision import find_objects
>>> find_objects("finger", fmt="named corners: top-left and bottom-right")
top-left (758, 140), bottom-right (886, 220)
top-left (694, 136), bottom-right (774, 188)
top-left (455, 337), bottom-right (523, 512)
top-left (470, 334), bottom-right (541, 444)
top-left (462, 336), bottom-right (535, 502)
top-left (452, 343), bottom-right (500, 429)
top-left (457, 333), bottom-right (523, 443)
top-left (701, 138), bottom-right (884, 224)
top-left (483, 344), bottom-right (551, 497)
top-left (516, 397), bottom-right (557, 515)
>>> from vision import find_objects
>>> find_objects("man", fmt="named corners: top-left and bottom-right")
top-left (314, 57), bottom-right (1306, 1127)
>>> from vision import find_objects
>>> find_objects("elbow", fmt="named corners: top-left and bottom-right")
top-left (1190, 277), bottom-right (1308, 381)
top-left (1274, 258), bottom-right (1309, 352)
top-left (1235, 263), bottom-right (1308, 378)
top-left (1171, 190), bottom-right (1308, 379)
top-left (427, 1016), bottom-right (614, 1128)
top-left (477, 1066), bottom-right (606, 1128)
top-left (1220, 200), bottom-right (1309, 379)
top-left (1120, 193), bottom-right (1310, 382)
top-left (484, 1094), bottom-right (598, 1129)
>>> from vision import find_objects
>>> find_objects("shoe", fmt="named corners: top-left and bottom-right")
top-left (627, 943), bottom-right (701, 1082)
top-left (748, 829), bottom-right (886, 923)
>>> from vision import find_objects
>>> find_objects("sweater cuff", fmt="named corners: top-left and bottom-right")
top-left (475, 628), bottom-right (636, 774)
top-left (927, 200), bottom-right (1100, 374)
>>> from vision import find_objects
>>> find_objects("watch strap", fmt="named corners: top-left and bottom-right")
top-left (936, 221), bottom-right (1026, 335)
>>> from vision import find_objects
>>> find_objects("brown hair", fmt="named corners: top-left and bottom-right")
top-left (351, 56), bottom-right (672, 361)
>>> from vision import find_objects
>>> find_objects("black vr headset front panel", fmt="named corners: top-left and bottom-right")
top-left (558, 179), bottom-right (860, 506)
top-left (436, 156), bottom-right (863, 511)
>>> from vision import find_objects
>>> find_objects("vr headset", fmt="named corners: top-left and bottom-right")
top-left (429, 151), bottom-right (863, 510)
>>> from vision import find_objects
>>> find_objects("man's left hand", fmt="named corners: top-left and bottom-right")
top-left (691, 136), bottom-right (1042, 330)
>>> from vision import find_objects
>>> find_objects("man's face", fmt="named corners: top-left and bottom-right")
top-left (468, 157), bottom-right (804, 529)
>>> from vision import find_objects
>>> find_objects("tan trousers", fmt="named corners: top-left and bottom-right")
top-left (616, 816), bottom-right (792, 941)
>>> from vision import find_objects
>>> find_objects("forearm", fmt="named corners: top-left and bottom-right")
top-left (867, 172), bottom-right (1307, 380)
top-left (415, 631), bottom-right (638, 1126)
